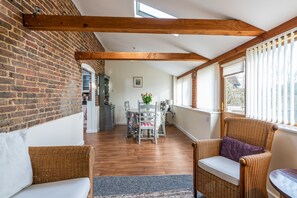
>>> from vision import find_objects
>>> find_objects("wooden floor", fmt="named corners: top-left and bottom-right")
top-left (84, 125), bottom-right (193, 176)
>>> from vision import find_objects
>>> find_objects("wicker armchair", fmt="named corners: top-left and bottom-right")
top-left (192, 117), bottom-right (278, 198)
top-left (29, 145), bottom-right (95, 198)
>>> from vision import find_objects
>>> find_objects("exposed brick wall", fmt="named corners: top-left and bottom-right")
top-left (0, 0), bottom-right (105, 132)
top-left (191, 71), bottom-right (197, 108)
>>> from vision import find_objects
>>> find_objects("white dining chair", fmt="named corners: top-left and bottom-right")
top-left (137, 101), bottom-right (158, 144)
top-left (124, 101), bottom-right (131, 137)
top-left (158, 101), bottom-right (168, 136)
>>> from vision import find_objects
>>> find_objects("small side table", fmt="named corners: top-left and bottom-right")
top-left (269, 169), bottom-right (297, 198)
top-left (165, 111), bottom-right (175, 125)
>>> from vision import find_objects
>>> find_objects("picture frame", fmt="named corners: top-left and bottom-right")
top-left (133, 76), bottom-right (143, 88)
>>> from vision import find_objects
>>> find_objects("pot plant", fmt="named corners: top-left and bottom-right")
top-left (141, 93), bottom-right (152, 104)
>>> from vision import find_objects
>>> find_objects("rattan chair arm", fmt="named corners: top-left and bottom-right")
top-left (29, 145), bottom-right (95, 197)
top-left (239, 151), bottom-right (272, 198)
top-left (194, 139), bottom-right (222, 160)
top-left (239, 150), bottom-right (271, 166)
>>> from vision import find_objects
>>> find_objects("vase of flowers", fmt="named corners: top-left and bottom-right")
top-left (141, 93), bottom-right (152, 104)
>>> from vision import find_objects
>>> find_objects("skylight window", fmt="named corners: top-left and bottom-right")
top-left (134, 1), bottom-right (178, 36)
top-left (135, 1), bottom-right (176, 19)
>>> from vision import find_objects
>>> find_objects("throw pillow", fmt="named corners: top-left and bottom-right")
top-left (0, 130), bottom-right (33, 198)
top-left (220, 136), bottom-right (264, 162)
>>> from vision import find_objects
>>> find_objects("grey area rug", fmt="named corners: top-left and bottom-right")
top-left (94, 189), bottom-right (193, 198)
top-left (93, 175), bottom-right (193, 197)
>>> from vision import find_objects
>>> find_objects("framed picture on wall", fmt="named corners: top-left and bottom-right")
top-left (133, 76), bottom-right (143, 88)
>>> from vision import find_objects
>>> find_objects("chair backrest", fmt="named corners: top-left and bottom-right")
top-left (124, 101), bottom-right (130, 112)
top-left (138, 101), bottom-right (157, 129)
top-left (224, 117), bottom-right (278, 151)
top-left (160, 101), bottom-right (168, 115)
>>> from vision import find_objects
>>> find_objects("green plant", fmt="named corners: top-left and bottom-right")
top-left (141, 93), bottom-right (152, 104)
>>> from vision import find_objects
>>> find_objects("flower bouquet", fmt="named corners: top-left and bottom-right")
top-left (141, 93), bottom-right (152, 104)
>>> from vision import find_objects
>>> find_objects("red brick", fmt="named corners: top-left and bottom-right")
top-left (0, 48), bottom-right (17, 59)
top-left (0, 91), bottom-right (17, 98)
top-left (0, 77), bottom-right (14, 84)
top-left (0, 106), bottom-right (17, 113)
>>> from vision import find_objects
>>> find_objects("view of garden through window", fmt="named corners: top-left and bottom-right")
top-left (225, 73), bottom-right (245, 114)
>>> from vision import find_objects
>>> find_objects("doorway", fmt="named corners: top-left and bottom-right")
top-left (81, 63), bottom-right (98, 133)
top-left (82, 69), bottom-right (90, 131)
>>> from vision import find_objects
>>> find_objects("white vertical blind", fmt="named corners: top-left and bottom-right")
top-left (182, 74), bottom-right (192, 106)
top-left (246, 28), bottom-right (297, 125)
top-left (197, 64), bottom-right (219, 110)
top-left (176, 74), bottom-right (192, 106)
top-left (176, 79), bottom-right (182, 105)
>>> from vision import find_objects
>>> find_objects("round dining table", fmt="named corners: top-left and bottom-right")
top-left (269, 169), bottom-right (297, 198)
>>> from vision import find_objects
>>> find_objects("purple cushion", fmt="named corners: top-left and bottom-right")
top-left (220, 136), bottom-right (265, 162)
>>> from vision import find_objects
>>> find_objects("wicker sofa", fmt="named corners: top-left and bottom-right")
top-left (13, 146), bottom-right (95, 198)
top-left (192, 118), bottom-right (278, 198)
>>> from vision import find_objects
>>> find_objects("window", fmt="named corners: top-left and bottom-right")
top-left (134, 0), bottom-right (178, 37)
top-left (246, 29), bottom-right (297, 125)
top-left (135, 1), bottom-right (176, 19)
top-left (176, 74), bottom-right (192, 106)
top-left (222, 59), bottom-right (245, 114)
top-left (82, 74), bottom-right (90, 92)
top-left (197, 64), bottom-right (219, 111)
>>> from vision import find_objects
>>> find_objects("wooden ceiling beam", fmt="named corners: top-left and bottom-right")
top-left (23, 14), bottom-right (264, 36)
top-left (178, 16), bottom-right (297, 79)
top-left (75, 52), bottom-right (209, 61)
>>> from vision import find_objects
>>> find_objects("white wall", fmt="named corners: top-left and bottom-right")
top-left (25, 113), bottom-right (84, 146)
top-left (173, 105), bottom-right (220, 141)
top-left (267, 129), bottom-right (297, 197)
top-left (105, 61), bottom-right (173, 124)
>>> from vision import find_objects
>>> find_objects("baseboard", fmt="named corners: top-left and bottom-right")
top-left (86, 129), bottom-right (97, 133)
top-left (173, 123), bottom-right (198, 141)
top-left (267, 189), bottom-right (278, 198)
top-left (116, 121), bottom-right (126, 125)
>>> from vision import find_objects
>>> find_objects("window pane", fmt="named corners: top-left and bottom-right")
top-left (225, 73), bottom-right (245, 114)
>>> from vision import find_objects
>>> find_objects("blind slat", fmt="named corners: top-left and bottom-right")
top-left (246, 50), bottom-right (251, 117)
top-left (267, 42), bottom-right (272, 122)
top-left (272, 39), bottom-right (277, 122)
top-left (277, 36), bottom-right (283, 123)
top-left (283, 35), bottom-right (289, 124)
top-left (290, 32), bottom-right (295, 125)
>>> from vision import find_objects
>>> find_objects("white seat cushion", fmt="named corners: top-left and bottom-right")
top-left (12, 178), bottom-right (90, 198)
top-left (198, 156), bottom-right (240, 186)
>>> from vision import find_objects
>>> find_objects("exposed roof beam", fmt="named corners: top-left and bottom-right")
top-left (178, 16), bottom-right (297, 79)
top-left (75, 52), bottom-right (209, 61)
top-left (23, 14), bottom-right (264, 36)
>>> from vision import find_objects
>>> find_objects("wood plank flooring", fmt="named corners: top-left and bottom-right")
top-left (84, 125), bottom-right (193, 176)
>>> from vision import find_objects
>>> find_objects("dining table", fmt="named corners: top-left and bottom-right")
top-left (127, 108), bottom-right (162, 137)
top-left (269, 169), bottom-right (297, 198)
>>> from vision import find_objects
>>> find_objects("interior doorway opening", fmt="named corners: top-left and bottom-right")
top-left (82, 69), bottom-right (91, 131)
top-left (81, 63), bottom-right (97, 133)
